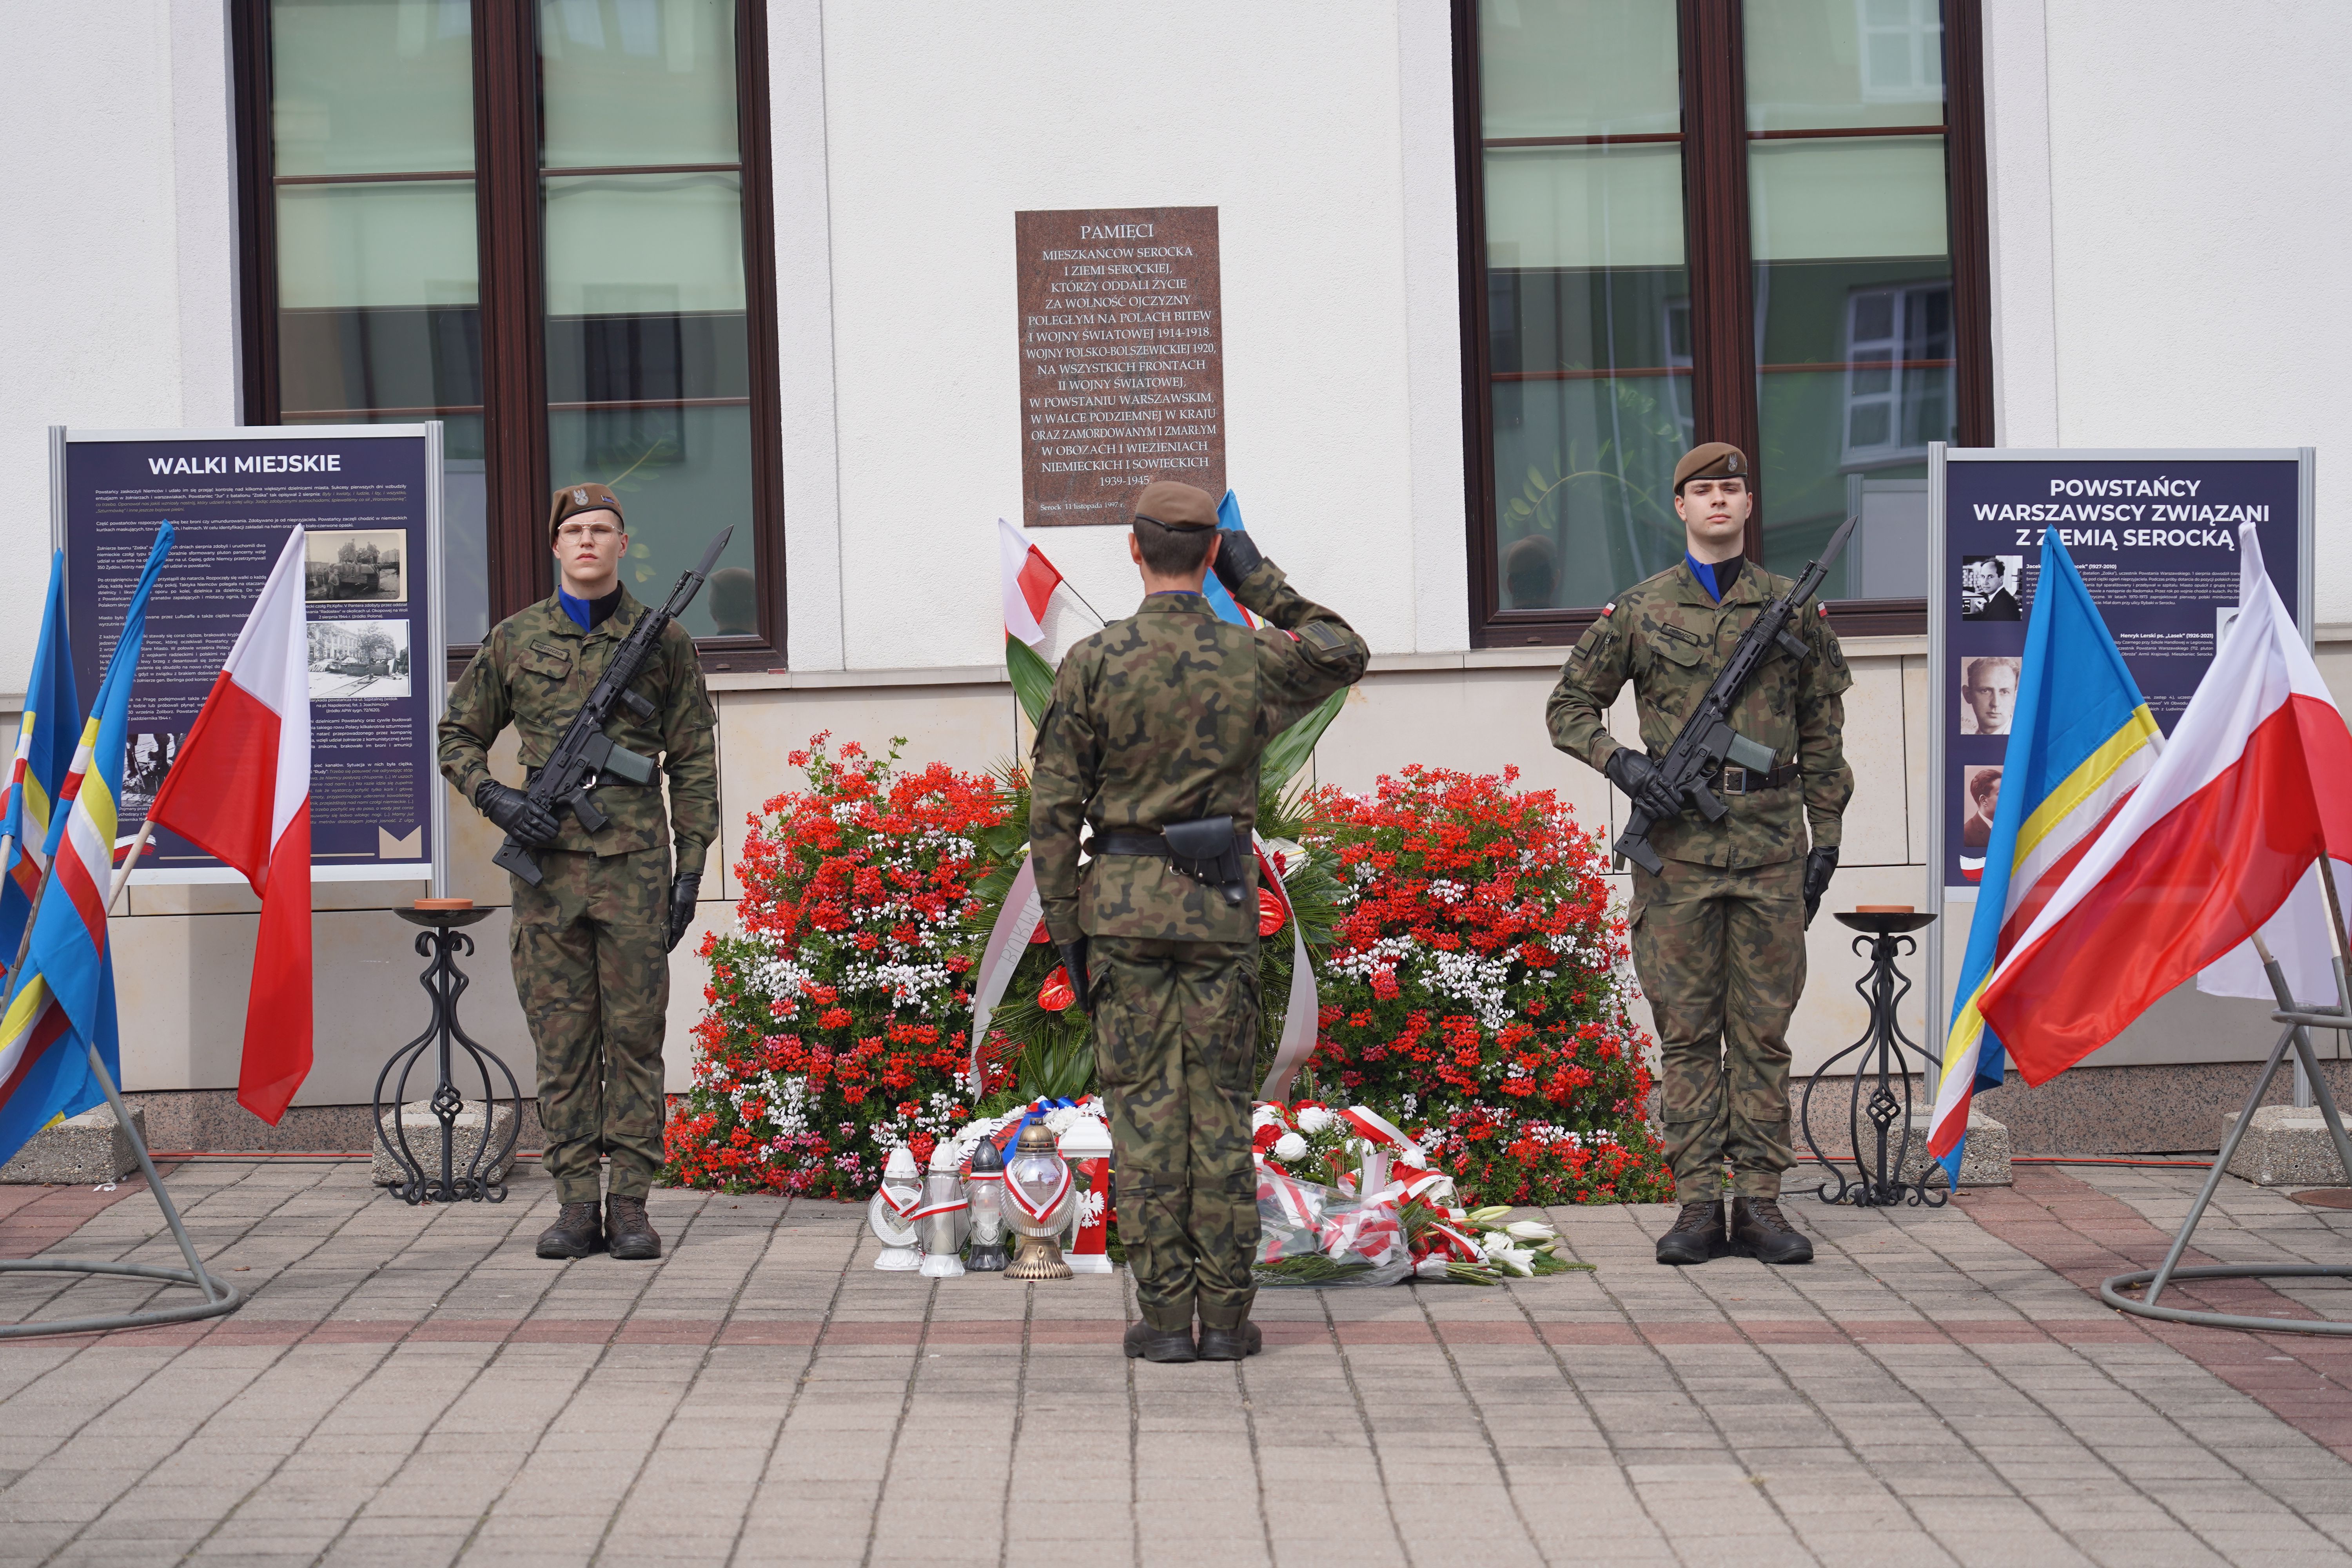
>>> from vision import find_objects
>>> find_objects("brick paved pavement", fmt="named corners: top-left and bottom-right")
top-left (3, 1160), bottom-right (2351, 1567)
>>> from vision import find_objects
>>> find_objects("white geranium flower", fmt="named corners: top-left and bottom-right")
top-left (1295, 1107), bottom-right (1335, 1135)
top-left (1272, 1132), bottom-right (1308, 1163)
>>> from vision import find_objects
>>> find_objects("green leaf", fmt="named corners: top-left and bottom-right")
top-left (1261, 688), bottom-right (1347, 791)
top-left (1505, 498), bottom-right (1532, 519)
top-left (1005, 632), bottom-right (1056, 727)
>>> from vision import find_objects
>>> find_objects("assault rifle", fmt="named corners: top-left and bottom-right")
top-left (1611, 514), bottom-right (1858, 877)
top-left (491, 526), bottom-right (733, 887)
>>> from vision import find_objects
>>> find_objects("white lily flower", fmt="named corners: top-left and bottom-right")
top-left (1272, 1132), bottom-right (1308, 1162)
top-left (1504, 1220), bottom-right (1559, 1242)
top-left (1492, 1247), bottom-right (1537, 1277)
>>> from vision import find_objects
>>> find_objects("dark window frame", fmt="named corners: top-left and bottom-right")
top-left (1453, 0), bottom-right (1993, 647)
top-left (230, 0), bottom-right (788, 671)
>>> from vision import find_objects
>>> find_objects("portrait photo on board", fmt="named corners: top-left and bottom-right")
top-left (1958, 655), bottom-right (2021, 736)
top-left (1958, 764), bottom-right (2003, 880)
top-left (308, 617), bottom-right (411, 701)
top-left (304, 529), bottom-right (406, 605)
top-left (121, 731), bottom-right (181, 819)
top-left (1960, 554), bottom-right (2024, 620)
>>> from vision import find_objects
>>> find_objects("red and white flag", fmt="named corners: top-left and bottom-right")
top-left (999, 518), bottom-right (1064, 647)
top-left (146, 528), bottom-right (312, 1122)
top-left (1978, 523), bottom-right (2352, 1079)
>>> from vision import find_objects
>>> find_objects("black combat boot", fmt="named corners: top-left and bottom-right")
top-left (1124, 1320), bottom-right (1198, 1363)
top-left (1729, 1196), bottom-right (1814, 1265)
top-left (1654, 1198), bottom-right (1726, 1265)
top-left (535, 1201), bottom-right (603, 1259)
top-left (1196, 1319), bottom-right (1262, 1361)
top-left (605, 1194), bottom-right (662, 1261)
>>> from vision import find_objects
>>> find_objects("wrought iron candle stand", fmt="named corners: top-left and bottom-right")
top-left (1798, 910), bottom-right (1947, 1208)
top-left (372, 902), bottom-right (522, 1204)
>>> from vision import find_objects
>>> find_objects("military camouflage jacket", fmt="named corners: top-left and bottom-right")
top-left (1031, 558), bottom-right (1369, 944)
top-left (1546, 558), bottom-right (1853, 869)
top-left (438, 588), bottom-right (719, 871)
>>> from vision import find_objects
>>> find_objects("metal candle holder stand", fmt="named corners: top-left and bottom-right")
top-left (1798, 910), bottom-right (1949, 1209)
top-left (372, 905), bottom-right (521, 1205)
top-left (2103, 870), bottom-right (2352, 1333)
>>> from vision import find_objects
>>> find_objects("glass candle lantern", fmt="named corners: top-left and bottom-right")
top-left (914, 1142), bottom-right (969, 1278)
top-left (867, 1145), bottom-right (922, 1271)
top-left (1002, 1118), bottom-right (1074, 1280)
top-left (964, 1136), bottom-right (1010, 1272)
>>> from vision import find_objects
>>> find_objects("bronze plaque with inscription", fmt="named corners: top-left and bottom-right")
top-left (1015, 206), bottom-right (1223, 527)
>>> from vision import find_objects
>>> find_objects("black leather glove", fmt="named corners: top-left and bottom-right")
top-left (1057, 939), bottom-right (1091, 1014)
top-left (1802, 846), bottom-right (1839, 929)
top-left (1209, 527), bottom-right (1263, 593)
top-left (475, 780), bottom-right (558, 848)
top-left (666, 873), bottom-right (701, 953)
top-left (1604, 747), bottom-right (1684, 825)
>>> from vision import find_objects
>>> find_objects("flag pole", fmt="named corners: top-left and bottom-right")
top-left (0, 819), bottom-right (243, 1340)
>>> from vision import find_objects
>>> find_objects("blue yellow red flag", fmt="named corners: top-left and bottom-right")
top-left (0, 525), bottom-right (175, 1168)
top-left (1927, 532), bottom-right (2158, 1183)
top-left (0, 552), bottom-right (78, 984)
top-left (1199, 490), bottom-right (1259, 629)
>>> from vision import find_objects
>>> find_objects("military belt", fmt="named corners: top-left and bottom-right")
top-left (1096, 828), bottom-right (1249, 859)
top-left (1716, 762), bottom-right (1799, 795)
top-left (1096, 819), bottom-right (1250, 909)
top-left (525, 765), bottom-right (648, 788)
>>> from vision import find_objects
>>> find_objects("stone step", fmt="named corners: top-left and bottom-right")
top-left (372, 1100), bottom-right (518, 1190)
top-left (2225, 1105), bottom-right (2352, 1186)
top-left (0, 1103), bottom-right (145, 1185)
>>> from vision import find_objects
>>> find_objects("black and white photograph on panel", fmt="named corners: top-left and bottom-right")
top-left (121, 731), bottom-right (181, 819)
top-left (304, 529), bottom-right (406, 604)
top-left (308, 618), bottom-right (411, 700)
top-left (1958, 655), bottom-right (2021, 735)
top-left (1960, 554), bottom-right (2023, 620)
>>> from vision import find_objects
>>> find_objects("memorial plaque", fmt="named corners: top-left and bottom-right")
top-left (1016, 206), bottom-right (1223, 526)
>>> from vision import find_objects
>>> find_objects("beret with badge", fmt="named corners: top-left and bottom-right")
top-left (1671, 442), bottom-right (1749, 493)
top-left (1132, 480), bottom-right (1221, 531)
top-left (547, 481), bottom-right (626, 541)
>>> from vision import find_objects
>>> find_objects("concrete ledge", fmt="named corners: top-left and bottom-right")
top-left (372, 1100), bottom-right (519, 1188)
top-left (1902, 1110), bottom-right (2012, 1187)
top-left (2225, 1105), bottom-right (2351, 1186)
top-left (0, 1104), bottom-right (144, 1184)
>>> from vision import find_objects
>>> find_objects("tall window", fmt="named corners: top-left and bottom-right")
top-left (237, 0), bottom-right (781, 659)
top-left (1457, 0), bottom-right (1989, 642)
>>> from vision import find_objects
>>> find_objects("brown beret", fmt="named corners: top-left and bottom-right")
top-left (548, 481), bottom-right (625, 541)
top-left (1133, 480), bottom-right (1219, 531)
top-left (1671, 443), bottom-right (1750, 492)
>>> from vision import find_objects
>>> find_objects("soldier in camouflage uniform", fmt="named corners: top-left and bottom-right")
top-left (1546, 444), bottom-right (1853, 1267)
top-left (1031, 481), bottom-right (1367, 1362)
top-left (438, 482), bottom-right (717, 1262)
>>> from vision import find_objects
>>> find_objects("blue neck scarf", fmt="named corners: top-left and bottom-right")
top-left (1686, 552), bottom-right (1742, 603)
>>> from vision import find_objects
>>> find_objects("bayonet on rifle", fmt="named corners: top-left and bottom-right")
top-left (492, 526), bottom-right (735, 886)
top-left (1610, 514), bottom-right (1859, 877)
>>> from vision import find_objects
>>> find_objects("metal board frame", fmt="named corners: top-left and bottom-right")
top-left (1924, 444), bottom-right (2317, 1089)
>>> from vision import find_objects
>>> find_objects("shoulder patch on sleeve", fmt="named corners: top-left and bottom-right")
top-left (1299, 621), bottom-right (1345, 652)
top-left (1602, 602), bottom-right (1615, 616)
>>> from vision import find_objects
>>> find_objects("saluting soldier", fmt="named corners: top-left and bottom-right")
top-left (438, 483), bottom-right (718, 1263)
top-left (1546, 444), bottom-right (1853, 1266)
top-left (1030, 481), bottom-right (1367, 1362)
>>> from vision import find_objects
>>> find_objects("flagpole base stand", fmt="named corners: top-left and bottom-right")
top-left (373, 905), bottom-right (523, 1206)
top-left (2101, 1264), bottom-right (2352, 1335)
top-left (1798, 912), bottom-right (1949, 1209)
top-left (0, 1258), bottom-right (243, 1341)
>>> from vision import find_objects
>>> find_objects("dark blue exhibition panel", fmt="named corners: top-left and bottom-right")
top-left (57, 429), bottom-right (439, 882)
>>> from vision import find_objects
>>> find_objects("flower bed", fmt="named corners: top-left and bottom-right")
top-left (661, 735), bottom-right (1014, 1197)
top-left (1298, 766), bottom-right (1672, 1207)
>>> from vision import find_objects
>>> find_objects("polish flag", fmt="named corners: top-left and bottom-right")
top-left (145, 528), bottom-right (313, 1122)
top-left (1977, 523), bottom-right (2352, 1080)
top-left (999, 518), bottom-right (1064, 647)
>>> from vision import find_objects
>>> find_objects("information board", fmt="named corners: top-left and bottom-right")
top-left (1925, 445), bottom-right (2313, 1041)
top-left (50, 425), bottom-right (447, 886)
top-left (1015, 205), bottom-right (1224, 526)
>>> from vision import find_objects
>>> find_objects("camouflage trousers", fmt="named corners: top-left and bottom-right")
top-left (510, 846), bottom-right (671, 1205)
top-left (1630, 854), bottom-right (1807, 1203)
top-left (1089, 935), bottom-right (1260, 1334)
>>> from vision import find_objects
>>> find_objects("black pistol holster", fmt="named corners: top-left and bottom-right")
top-left (1099, 815), bottom-right (1249, 907)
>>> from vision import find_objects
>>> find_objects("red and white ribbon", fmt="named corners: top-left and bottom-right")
top-left (878, 1182), bottom-right (922, 1222)
top-left (1004, 1162), bottom-right (1072, 1227)
top-left (967, 856), bottom-right (1044, 1088)
top-left (1254, 836), bottom-right (1322, 1103)
top-left (905, 1196), bottom-right (968, 1222)
top-left (1338, 1105), bottom-right (1411, 1148)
